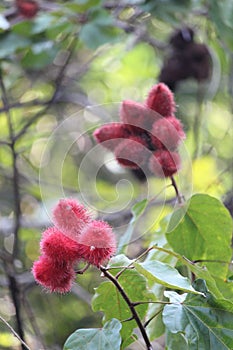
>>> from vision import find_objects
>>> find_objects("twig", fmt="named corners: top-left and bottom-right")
top-left (193, 83), bottom-right (205, 158)
top-left (76, 263), bottom-right (90, 274)
top-left (171, 176), bottom-right (183, 204)
top-left (0, 99), bottom-right (51, 114)
top-left (100, 266), bottom-right (153, 350)
top-left (0, 72), bottom-right (21, 259)
top-left (144, 308), bottom-right (163, 328)
top-left (22, 296), bottom-right (45, 350)
top-left (0, 315), bottom-right (31, 350)
top-left (193, 259), bottom-right (232, 265)
top-left (0, 71), bottom-right (26, 350)
top-left (115, 246), bottom-right (154, 279)
top-left (14, 34), bottom-right (78, 142)
top-left (132, 301), bottom-right (172, 307)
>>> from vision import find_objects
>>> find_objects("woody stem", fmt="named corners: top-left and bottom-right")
top-left (99, 266), bottom-right (153, 350)
top-left (171, 176), bottom-right (182, 204)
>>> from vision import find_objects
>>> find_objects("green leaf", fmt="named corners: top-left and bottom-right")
top-left (66, 0), bottom-right (101, 12)
top-left (209, 0), bottom-right (233, 50)
top-left (63, 318), bottom-right (122, 350)
top-left (145, 246), bottom-right (223, 299)
top-left (163, 281), bottom-right (233, 350)
top-left (134, 260), bottom-right (202, 295)
top-left (31, 13), bottom-right (55, 34)
top-left (80, 9), bottom-right (122, 49)
top-left (12, 21), bottom-right (33, 36)
top-left (166, 194), bottom-right (232, 278)
top-left (131, 199), bottom-right (148, 223)
top-left (21, 44), bottom-right (58, 69)
top-left (0, 33), bottom-right (30, 58)
top-left (117, 199), bottom-right (148, 254)
top-left (145, 283), bottom-right (165, 341)
top-left (92, 255), bottom-right (152, 347)
top-left (166, 331), bottom-right (189, 350)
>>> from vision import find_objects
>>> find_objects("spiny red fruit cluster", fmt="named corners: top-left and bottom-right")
top-left (16, 0), bottom-right (39, 18)
top-left (32, 199), bottom-right (116, 293)
top-left (93, 83), bottom-right (185, 178)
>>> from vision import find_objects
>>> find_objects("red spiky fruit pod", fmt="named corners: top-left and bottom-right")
top-left (32, 255), bottom-right (75, 293)
top-left (93, 123), bottom-right (129, 150)
top-left (146, 83), bottom-right (176, 117)
top-left (52, 198), bottom-right (91, 241)
top-left (78, 220), bottom-right (116, 266)
top-left (150, 116), bottom-right (185, 150)
top-left (115, 136), bottom-right (149, 169)
top-left (149, 150), bottom-right (181, 177)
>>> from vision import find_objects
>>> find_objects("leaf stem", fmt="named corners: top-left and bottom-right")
top-left (133, 301), bottom-right (172, 306)
top-left (144, 308), bottom-right (163, 328)
top-left (76, 263), bottom-right (90, 274)
top-left (100, 266), bottom-right (153, 350)
top-left (193, 259), bottom-right (232, 265)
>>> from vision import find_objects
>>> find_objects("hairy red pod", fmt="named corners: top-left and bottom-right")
top-left (52, 198), bottom-right (91, 241)
top-left (16, 0), bottom-right (39, 18)
top-left (120, 100), bottom-right (159, 131)
top-left (93, 123), bottom-right (129, 150)
top-left (115, 136), bottom-right (149, 169)
top-left (78, 220), bottom-right (116, 266)
top-left (32, 255), bottom-right (75, 293)
top-left (40, 227), bottom-right (82, 263)
top-left (150, 116), bottom-right (185, 150)
top-left (149, 150), bottom-right (181, 177)
top-left (146, 83), bottom-right (176, 117)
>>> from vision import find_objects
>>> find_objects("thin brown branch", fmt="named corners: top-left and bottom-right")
top-left (0, 99), bottom-right (50, 114)
top-left (0, 315), bottom-right (31, 350)
top-left (133, 301), bottom-right (171, 307)
top-left (115, 246), bottom-right (154, 280)
top-left (144, 308), bottom-right (163, 328)
top-left (0, 72), bottom-right (21, 259)
top-left (14, 35), bottom-right (78, 142)
top-left (193, 259), bottom-right (232, 265)
top-left (3, 263), bottom-right (27, 350)
top-left (100, 266), bottom-right (153, 350)
top-left (76, 263), bottom-right (91, 274)
top-left (22, 295), bottom-right (45, 350)
top-left (171, 176), bottom-right (183, 204)
top-left (0, 71), bottom-right (27, 350)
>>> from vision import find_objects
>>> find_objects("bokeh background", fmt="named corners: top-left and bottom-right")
top-left (0, 1), bottom-right (232, 349)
